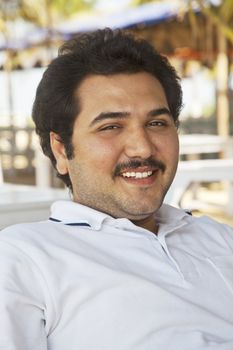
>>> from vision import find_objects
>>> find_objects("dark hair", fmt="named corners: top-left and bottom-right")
top-left (32, 28), bottom-right (182, 190)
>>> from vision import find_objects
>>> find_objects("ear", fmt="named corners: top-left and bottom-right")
top-left (50, 132), bottom-right (69, 175)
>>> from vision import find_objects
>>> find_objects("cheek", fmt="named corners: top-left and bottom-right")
top-left (79, 139), bottom-right (120, 166)
top-left (170, 135), bottom-right (179, 155)
top-left (158, 133), bottom-right (179, 161)
top-left (170, 138), bottom-right (179, 159)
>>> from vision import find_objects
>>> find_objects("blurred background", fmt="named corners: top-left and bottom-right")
top-left (0, 0), bottom-right (233, 227)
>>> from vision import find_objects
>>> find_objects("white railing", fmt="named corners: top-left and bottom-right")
top-left (165, 158), bottom-right (233, 215)
top-left (166, 134), bottom-right (233, 215)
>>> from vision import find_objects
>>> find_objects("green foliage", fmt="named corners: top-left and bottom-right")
top-left (218, 0), bottom-right (233, 23)
top-left (51, 0), bottom-right (95, 17)
top-left (130, 0), bottom-right (158, 6)
top-left (195, 0), bottom-right (233, 44)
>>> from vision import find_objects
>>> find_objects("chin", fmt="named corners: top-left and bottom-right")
top-left (121, 202), bottom-right (162, 219)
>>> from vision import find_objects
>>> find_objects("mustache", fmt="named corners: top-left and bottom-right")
top-left (113, 157), bottom-right (166, 177)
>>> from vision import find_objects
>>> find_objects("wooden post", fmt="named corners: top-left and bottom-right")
top-left (216, 29), bottom-right (230, 137)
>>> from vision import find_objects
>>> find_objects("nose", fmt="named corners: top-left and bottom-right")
top-left (124, 127), bottom-right (154, 159)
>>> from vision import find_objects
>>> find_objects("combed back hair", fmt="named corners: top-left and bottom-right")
top-left (32, 28), bottom-right (182, 190)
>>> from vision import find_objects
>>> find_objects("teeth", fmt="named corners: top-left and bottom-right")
top-left (122, 171), bottom-right (153, 178)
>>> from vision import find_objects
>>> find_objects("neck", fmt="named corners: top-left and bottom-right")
top-left (131, 216), bottom-right (158, 235)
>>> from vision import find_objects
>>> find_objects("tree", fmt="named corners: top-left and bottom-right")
top-left (19, 0), bottom-right (96, 27)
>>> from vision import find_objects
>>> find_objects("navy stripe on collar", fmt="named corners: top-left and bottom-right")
top-left (49, 217), bottom-right (91, 227)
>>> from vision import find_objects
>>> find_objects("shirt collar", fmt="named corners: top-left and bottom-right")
top-left (50, 200), bottom-right (113, 230)
top-left (155, 203), bottom-right (191, 236)
top-left (50, 200), bottom-right (190, 233)
top-left (156, 203), bottom-right (189, 224)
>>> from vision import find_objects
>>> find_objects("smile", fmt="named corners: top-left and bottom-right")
top-left (122, 171), bottom-right (153, 179)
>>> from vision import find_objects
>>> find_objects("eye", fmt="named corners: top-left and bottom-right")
top-left (99, 124), bottom-right (121, 131)
top-left (148, 120), bottom-right (166, 127)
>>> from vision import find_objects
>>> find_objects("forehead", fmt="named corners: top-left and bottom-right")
top-left (75, 72), bottom-right (168, 108)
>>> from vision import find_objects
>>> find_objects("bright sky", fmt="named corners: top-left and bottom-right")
top-left (94, 0), bottom-right (132, 10)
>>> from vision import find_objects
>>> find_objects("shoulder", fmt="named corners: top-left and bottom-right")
top-left (192, 214), bottom-right (233, 249)
top-left (0, 220), bottom-right (58, 258)
top-left (181, 212), bottom-right (233, 257)
top-left (0, 220), bottom-right (52, 240)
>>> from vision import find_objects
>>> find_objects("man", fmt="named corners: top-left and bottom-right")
top-left (0, 28), bottom-right (233, 350)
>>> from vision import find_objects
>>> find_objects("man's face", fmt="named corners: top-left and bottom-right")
top-left (51, 72), bottom-right (179, 223)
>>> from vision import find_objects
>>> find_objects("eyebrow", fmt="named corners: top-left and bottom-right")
top-left (148, 107), bottom-right (171, 118)
top-left (89, 111), bottom-right (130, 126)
top-left (90, 107), bottom-right (172, 127)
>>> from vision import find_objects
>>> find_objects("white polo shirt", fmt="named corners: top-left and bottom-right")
top-left (0, 200), bottom-right (233, 350)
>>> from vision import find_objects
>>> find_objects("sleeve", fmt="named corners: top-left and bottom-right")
top-left (0, 240), bottom-right (48, 350)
